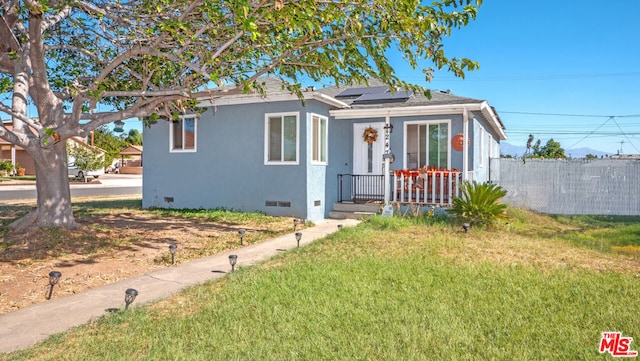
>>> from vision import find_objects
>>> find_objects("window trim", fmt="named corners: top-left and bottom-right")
top-left (169, 115), bottom-right (198, 153)
top-left (264, 112), bottom-right (300, 165)
top-left (403, 119), bottom-right (451, 170)
top-left (310, 113), bottom-right (328, 165)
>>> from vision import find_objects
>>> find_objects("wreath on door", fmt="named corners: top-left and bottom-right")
top-left (363, 126), bottom-right (378, 144)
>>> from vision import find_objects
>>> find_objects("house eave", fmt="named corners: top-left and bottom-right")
top-left (197, 92), bottom-right (349, 109)
top-left (330, 102), bottom-right (507, 140)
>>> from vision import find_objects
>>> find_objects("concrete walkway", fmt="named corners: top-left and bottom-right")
top-left (0, 218), bottom-right (359, 354)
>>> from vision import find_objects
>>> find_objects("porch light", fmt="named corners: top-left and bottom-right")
top-left (47, 271), bottom-right (62, 300)
top-left (169, 243), bottom-right (177, 265)
top-left (229, 255), bottom-right (238, 272)
top-left (384, 123), bottom-right (394, 133)
top-left (295, 232), bottom-right (302, 247)
top-left (238, 229), bottom-right (246, 245)
top-left (124, 288), bottom-right (138, 309)
top-left (462, 223), bottom-right (470, 233)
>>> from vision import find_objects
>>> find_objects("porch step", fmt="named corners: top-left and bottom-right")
top-left (329, 202), bottom-right (380, 220)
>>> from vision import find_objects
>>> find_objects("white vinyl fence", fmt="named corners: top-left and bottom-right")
top-left (491, 158), bottom-right (640, 216)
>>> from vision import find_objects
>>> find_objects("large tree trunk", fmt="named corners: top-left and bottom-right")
top-left (9, 140), bottom-right (78, 231)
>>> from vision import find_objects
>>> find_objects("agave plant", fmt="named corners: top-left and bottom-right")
top-left (449, 181), bottom-right (507, 227)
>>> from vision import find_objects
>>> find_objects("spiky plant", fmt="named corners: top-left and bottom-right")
top-left (448, 181), bottom-right (507, 227)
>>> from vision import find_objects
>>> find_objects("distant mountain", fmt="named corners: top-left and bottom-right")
top-left (499, 142), bottom-right (612, 158)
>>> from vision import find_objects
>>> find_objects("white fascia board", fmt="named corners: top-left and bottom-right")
top-left (197, 92), bottom-right (349, 109)
top-left (331, 102), bottom-right (507, 140)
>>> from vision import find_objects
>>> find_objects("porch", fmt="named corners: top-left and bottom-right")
top-left (337, 168), bottom-right (463, 207)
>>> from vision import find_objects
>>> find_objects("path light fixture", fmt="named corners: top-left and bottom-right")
top-left (124, 288), bottom-right (138, 310)
top-left (462, 223), bottom-right (470, 233)
top-left (47, 271), bottom-right (62, 300)
top-left (337, 224), bottom-right (343, 230)
top-left (169, 243), bottom-right (177, 265)
top-left (295, 232), bottom-right (302, 247)
top-left (238, 229), bottom-right (246, 245)
top-left (229, 254), bottom-right (238, 272)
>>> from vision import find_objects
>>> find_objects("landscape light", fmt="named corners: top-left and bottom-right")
top-left (238, 229), bottom-right (246, 245)
top-left (169, 243), bottom-right (177, 265)
top-left (337, 224), bottom-right (343, 229)
top-left (229, 255), bottom-right (238, 272)
top-left (295, 232), bottom-right (302, 247)
top-left (124, 288), bottom-right (138, 309)
top-left (462, 223), bottom-right (470, 233)
top-left (47, 271), bottom-right (62, 300)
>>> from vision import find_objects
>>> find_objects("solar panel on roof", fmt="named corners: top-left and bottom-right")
top-left (335, 86), bottom-right (389, 97)
top-left (352, 90), bottom-right (413, 103)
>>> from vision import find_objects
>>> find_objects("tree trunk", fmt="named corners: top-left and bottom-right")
top-left (9, 140), bottom-right (78, 230)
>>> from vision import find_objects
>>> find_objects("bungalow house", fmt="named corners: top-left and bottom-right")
top-left (1, 119), bottom-right (106, 176)
top-left (142, 78), bottom-right (506, 221)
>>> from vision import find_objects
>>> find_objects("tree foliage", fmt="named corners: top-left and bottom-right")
top-left (67, 142), bottom-right (108, 173)
top-left (525, 136), bottom-right (566, 159)
top-left (0, 0), bottom-right (482, 229)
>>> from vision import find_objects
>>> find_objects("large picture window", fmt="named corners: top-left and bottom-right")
top-left (170, 116), bottom-right (197, 152)
top-left (265, 112), bottom-right (299, 164)
top-left (406, 121), bottom-right (450, 169)
top-left (311, 114), bottom-right (328, 164)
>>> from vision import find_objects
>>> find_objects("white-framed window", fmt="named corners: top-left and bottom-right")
top-left (170, 115), bottom-right (197, 152)
top-left (311, 114), bottom-right (328, 165)
top-left (265, 112), bottom-right (299, 164)
top-left (404, 120), bottom-right (451, 169)
top-left (479, 127), bottom-right (485, 167)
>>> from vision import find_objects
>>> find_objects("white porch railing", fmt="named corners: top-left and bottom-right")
top-left (392, 169), bottom-right (462, 206)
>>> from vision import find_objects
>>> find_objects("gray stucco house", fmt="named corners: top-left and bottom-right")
top-left (142, 78), bottom-right (506, 222)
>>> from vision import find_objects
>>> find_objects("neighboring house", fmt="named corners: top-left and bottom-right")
top-left (142, 78), bottom-right (506, 221)
top-left (1, 120), bottom-right (105, 176)
top-left (117, 145), bottom-right (143, 174)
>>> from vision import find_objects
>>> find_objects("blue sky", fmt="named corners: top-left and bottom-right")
top-left (395, 0), bottom-right (640, 154)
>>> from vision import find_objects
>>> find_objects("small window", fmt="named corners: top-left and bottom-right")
top-left (170, 116), bottom-right (197, 152)
top-left (311, 114), bottom-right (328, 164)
top-left (265, 112), bottom-right (299, 164)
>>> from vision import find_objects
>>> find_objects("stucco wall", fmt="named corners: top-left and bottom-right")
top-left (143, 99), bottom-right (332, 221)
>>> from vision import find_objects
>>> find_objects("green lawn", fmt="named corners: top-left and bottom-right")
top-left (2, 209), bottom-right (639, 360)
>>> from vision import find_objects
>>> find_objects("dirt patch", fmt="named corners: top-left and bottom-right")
top-left (0, 208), bottom-right (293, 315)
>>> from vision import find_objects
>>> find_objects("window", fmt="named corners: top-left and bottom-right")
top-left (479, 127), bottom-right (485, 167)
top-left (265, 112), bottom-right (299, 164)
top-left (311, 114), bottom-right (328, 164)
top-left (170, 116), bottom-right (197, 152)
top-left (406, 121), bottom-right (449, 169)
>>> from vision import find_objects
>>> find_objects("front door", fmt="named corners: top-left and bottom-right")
top-left (352, 123), bottom-right (385, 201)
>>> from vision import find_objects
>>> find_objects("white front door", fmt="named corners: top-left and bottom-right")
top-left (353, 122), bottom-right (385, 175)
top-left (351, 122), bottom-right (385, 202)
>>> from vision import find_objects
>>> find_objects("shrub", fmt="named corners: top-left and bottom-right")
top-left (448, 181), bottom-right (507, 227)
top-left (0, 160), bottom-right (14, 172)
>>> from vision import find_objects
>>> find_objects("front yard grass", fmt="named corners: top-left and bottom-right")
top-left (1, 207), bottom-right (639, 360)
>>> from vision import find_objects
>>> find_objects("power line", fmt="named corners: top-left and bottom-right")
top-left (500, 111), bottom-right (640, 118)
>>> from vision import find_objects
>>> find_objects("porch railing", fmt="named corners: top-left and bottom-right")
top-left (338, 174), bottom-right (385, 203)
top-left (337, 171), bottom-right (463, 206)
top-left (392, 170), bottom-right (462, 206)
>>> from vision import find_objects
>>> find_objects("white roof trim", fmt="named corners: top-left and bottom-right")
top-left (197, 91), bottom-right (349, 109)
top-left (330, 101), bottom-right (506, 140)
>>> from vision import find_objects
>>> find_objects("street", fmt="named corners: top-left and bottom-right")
top-left (0, 174), bottom-right (142, 204)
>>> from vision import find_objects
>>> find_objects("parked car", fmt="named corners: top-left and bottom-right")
top-left (68, 163), bottom-right (104, 178)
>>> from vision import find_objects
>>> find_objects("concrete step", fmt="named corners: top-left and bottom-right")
top-left (332, 202), bottom-right (381, 213)
top-left (329, 202), bottom-right (380, 220)
top-left (329, 210), bottom-right (377, 220)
